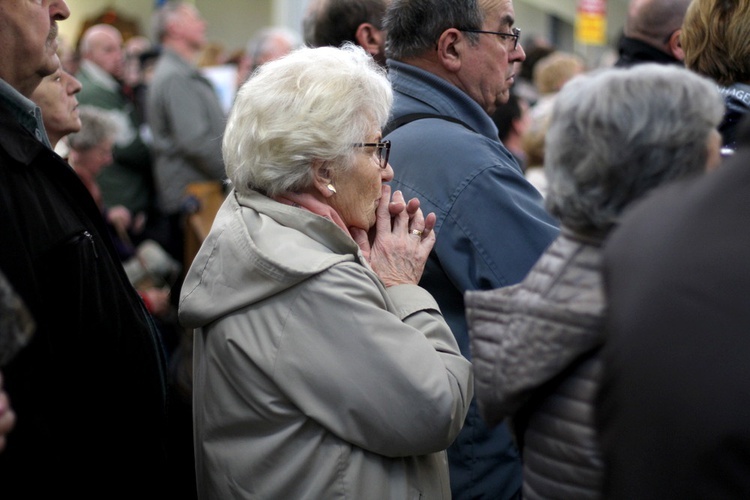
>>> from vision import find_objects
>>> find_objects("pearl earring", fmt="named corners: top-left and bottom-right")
top-left (327, 184), bottom-right (337, 194)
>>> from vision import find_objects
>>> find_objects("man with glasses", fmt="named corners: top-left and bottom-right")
top-left (382, 0), bottom-right (559, 498)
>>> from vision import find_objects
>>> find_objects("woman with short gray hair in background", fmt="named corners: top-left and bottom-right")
top-left (466, 63), bottom-right (724, 499)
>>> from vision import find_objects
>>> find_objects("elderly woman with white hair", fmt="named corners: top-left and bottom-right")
top-left (465, 63), bottom-right (724, 499)
top-left (179, 44), bottom-right (473, 499)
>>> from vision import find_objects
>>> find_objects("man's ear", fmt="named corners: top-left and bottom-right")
top-left (436, 29), bottom-right (464, 73)
top-left (311, 159), bottom-right (336, 199)
top-left (669, 29), bottom-right (684, 62)
top-left (354, 23), bottom-right (384, 58)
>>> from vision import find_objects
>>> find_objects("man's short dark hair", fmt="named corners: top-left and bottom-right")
top-left (384, 0), bottom-right (484, 61)
top-left (491, 93), bottom-right (522, 142)
top-left (307, 0), bottom-right (388, 48)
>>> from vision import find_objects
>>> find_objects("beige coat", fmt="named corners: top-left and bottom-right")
top-left (180, 189), bottom-right (473, 499)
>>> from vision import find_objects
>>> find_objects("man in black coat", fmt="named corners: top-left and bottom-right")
top-left (0, 1), bottom-right (170, 497)
top-left (614, 0), bottom-right (691, 68)
top-left (598, 116), bottom-right (750, 498)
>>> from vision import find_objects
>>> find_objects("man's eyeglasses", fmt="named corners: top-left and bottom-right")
top-left (353, 140), bottom-right (391, 169)
top-left (459, 27), bottom-right (521, 51)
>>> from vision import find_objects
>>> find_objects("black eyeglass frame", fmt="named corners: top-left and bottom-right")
top-left (459, 27), bottom-right (521, 51)
top-left (352, 140), bottom-right (391, 169)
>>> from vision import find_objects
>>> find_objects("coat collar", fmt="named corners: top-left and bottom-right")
top-left (0, 78), bottom-right (51, 152)
top-left (0, 98), bottom-right (49, 165)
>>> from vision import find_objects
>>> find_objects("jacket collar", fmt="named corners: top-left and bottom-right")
top-left (0, 97), bottom-right (49, 165)
top-left (386, 59), bottom-right (501, 142)
top-left (236, 189), bottom-right (364, 260)
top-left (78, 59), bottom-right (121, 92)
top-left (0, 78), bottom-right (51, 151)
top-left (561, 225), bottom-right (607, 247)
top-left (615, 37), bottom-right (682, 67)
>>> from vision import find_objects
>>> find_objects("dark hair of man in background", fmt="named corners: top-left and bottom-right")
top-left (303, 0), bottom-right (389, 66)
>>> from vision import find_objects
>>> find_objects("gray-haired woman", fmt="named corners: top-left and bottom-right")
top-left (180, 44), bottom-right (473, 499)
top-left (466, 63), bottom-right (724, 499)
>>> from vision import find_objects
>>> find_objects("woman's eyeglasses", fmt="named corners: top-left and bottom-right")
top-left (352, 140), bottom-right (391, 169)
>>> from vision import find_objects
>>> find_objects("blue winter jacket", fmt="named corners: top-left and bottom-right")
top-left (384, 60), bottom-right (560, 500)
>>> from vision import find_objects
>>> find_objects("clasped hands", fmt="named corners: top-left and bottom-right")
top-left (351, 185), bottom-right (437, 287)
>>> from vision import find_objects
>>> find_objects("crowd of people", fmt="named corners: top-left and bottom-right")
top-left (1, 0), bottom-right (750, 498)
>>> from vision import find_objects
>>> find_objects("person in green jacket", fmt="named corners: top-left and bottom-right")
top-left (77, 23), bottom-right (165, 249)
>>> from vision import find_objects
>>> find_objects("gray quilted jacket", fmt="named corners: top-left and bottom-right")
top-left (466, 228), bottom-right (606, 499)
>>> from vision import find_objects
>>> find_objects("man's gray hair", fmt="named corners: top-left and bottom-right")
top-left (384, 0), bottom-right (484, 60)
top-left (223, 44), bottom-right (393, 197)
top-left (246, 26), bottom-right (302, 66)
top-left (150, 0), bottom-right (186, 43)
top-left (544, 64), bottom-right (724, 233)
top-left (625, 0), bottom-right (692, 45)
top-left (78, 24), bottom-right (122, 56)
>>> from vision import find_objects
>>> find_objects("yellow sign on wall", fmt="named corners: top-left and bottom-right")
top-left (576, 0), bottom-right (607, 45)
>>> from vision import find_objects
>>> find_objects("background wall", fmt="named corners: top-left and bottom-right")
top-left (63, 0), bottom-right (279, 55)
top-left (62, 0), bottom-right (626, 66)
